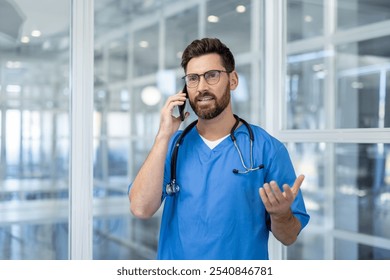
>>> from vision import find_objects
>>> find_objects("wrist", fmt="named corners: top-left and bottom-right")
top-left (270, 209), bottom-right (294, 223)
top-left (155, 128), bottom-right (173, 141)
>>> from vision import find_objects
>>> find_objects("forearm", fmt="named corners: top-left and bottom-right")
top-left (270, 210), bottom-right (302, 246)
top-left (129, 134), bottom-right (170, 219)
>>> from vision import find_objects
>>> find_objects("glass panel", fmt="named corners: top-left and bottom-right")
top-left (133, 24), bottom-right (159, 77)
top-left (165, 6), bottom-right (198, 70)
top-left (233, 65), bottom-right (252, 121)
top-left (206, 0), bottom-right (252, 54)
top-left (287, 142), bottom-right (326, 226)
top-left (107, 113), bottom-right (130, 137)
top-left (288, 232), bottom-right (324, 260)
top-left (336, 36), bottom-right (390, 128)
top-left (335, 238), bottom-right (390, 260)
top-left (287, 0), bottom-right (324, 42)
top-left (132, 85), bottom-right (162, 137)
top-left (108, 38), bottom-right (129, 82)
top-left (337, 0), bottom-right (390, 30)
top-left (286, 142), bottom-right (327, 260)
top-left (92, 215), bottom-right (160, 260)
top-left (107, 139), bottom-right (128, 181)
top-left (286, 51), bottom-right (325, 129)
top-left (0, 0), bottom-right (70, 259)
top-left (335, 144), bottom-right (390, 240)
top-left (387, 71), bottom-right (390, 127)
top-left (0, 223), bottom-right (68, 259)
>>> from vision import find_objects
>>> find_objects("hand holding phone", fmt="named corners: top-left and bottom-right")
top-left (178, 85), bottom-right (188, 121)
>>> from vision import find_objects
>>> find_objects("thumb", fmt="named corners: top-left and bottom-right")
top-left (291, 174), bottom-right (305, 196)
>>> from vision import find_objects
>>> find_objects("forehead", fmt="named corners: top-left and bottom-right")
top-left (186, 53), bottom-right (223, 73)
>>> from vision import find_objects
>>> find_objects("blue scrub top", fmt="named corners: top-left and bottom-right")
top-left (157, 123), bottom-right (310, 260)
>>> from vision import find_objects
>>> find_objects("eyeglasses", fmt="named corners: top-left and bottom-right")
top-left (182, 69), bottom-right (230, 88)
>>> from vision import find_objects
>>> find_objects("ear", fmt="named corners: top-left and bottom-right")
top-left (229, 70), bottom-right (239, 90)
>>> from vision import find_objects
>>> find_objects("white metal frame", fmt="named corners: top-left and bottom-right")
top-left (69, 0), bottom-right (94, 260)
top-left (264, 0), bottom-right (285, 260)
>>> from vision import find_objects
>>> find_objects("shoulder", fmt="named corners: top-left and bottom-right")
top-left (248, 124), bottom-right (296, 180)
top-left (249, 124), bottom-right (284, 149)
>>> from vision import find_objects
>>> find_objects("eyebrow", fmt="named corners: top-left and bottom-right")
top-left (186, 69), bottom-right (225, 75)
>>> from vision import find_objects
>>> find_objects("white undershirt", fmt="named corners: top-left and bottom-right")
top-left (199, 134), bottom-right (230, 149)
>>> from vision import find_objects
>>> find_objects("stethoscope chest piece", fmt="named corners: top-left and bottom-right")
top-left (166, 180), bottom-right (180, 196)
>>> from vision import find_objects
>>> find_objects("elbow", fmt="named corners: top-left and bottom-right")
top-left (130, 204), bottom-right (154, 219)
top-left (129, 194), bottom-right (158, 219)
top-left (280, 235), bottom-right (297, 246)
top-left (128, 188), bottom-right (161, 219)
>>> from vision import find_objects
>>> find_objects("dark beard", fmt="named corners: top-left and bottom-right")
top-left (189, 84), bottom-right (231, 120)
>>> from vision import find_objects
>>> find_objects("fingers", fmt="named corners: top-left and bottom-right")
top-left (259, 175), bottom-right (305, 206)
top-left (259, 187), bottom-right (271, 208)
top-left (283, 184), bottom-right (294, 201)
top-left (291, 174), bottom-right (305, 196)
top-left (260, 181), bottom-right (282, 206)
top-left (161, 93), bottom-right (187, 123)
top-left (157, 92), bottom-right (188, 138)
top-left (163, 93), bottom-right (187, 113)
top-left (259, 181), bottom-right (289, 215)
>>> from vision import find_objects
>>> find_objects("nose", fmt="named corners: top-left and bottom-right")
top-left (196, 75), bottom-right (209, 91)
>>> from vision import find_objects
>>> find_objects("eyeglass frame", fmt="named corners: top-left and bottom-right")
top-left (182, 69), bottom-right (231, 88)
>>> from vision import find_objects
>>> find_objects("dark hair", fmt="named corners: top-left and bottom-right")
top-left (181, 38), bottom-right (235, 73)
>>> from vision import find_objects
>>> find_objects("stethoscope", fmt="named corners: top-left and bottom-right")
top-left (166, 114), bottom-right (264, 196)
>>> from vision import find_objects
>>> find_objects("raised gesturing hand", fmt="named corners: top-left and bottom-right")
top-left (259, 174), bottom-right (305, 217)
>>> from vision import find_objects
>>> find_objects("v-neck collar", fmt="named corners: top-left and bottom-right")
top-left (186, 123), bottom-right (247, 154)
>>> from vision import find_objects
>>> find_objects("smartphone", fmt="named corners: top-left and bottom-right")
top-left (178, 85), bottom-right (188, 121)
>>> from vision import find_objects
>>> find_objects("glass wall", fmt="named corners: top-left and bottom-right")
top-left (0, 0), bottom-right (70, 259)
top-left (285, 0), bottom-right (390, 259)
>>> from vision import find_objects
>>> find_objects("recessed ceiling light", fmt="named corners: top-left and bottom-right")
top-left (236, 5), bottom-right (246, 13)
top-left (31, 30), bottom-right (42, 37)
top-left (21, 36), bottom-right (30, 43)
top-left (139, 40), bottom-right (149, 48)
top-left (207, 15), bottom-right (219, 23)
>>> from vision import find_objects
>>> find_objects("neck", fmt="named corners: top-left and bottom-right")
top-left (196, 110), bottom-right (237, 141)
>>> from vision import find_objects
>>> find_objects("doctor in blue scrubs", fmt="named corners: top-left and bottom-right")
top-left (129, 38), bottom-right (310, 260)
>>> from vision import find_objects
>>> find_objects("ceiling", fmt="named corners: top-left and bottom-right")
top-left (1, 0), bottom-right (390, 68)
top-left (0, 0), bottom-right (69, 49)
top-left (0, 0), bottom-right (180, 53)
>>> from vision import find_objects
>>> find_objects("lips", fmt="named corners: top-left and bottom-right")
top-left (196, 93), bottom-right (215, 103)
top-left (197, 96), bottom-right (214, 102)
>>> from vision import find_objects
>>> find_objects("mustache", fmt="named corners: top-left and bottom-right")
top-left (195, 91), bottom-right (216, 100)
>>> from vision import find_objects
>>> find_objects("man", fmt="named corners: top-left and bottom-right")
top-left (129, 38), bottom-right (310, 260)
